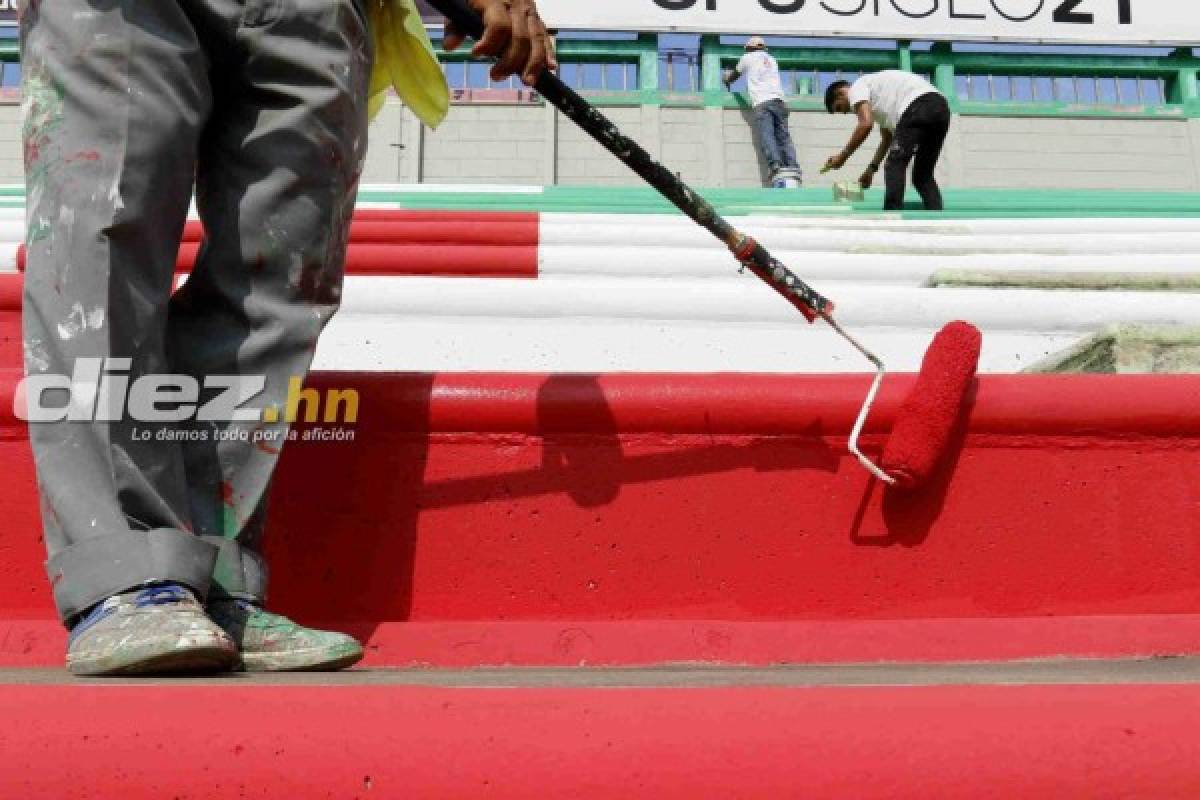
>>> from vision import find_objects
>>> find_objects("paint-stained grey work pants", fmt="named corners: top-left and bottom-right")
top-left (21, 0), bottom-right (372, 623)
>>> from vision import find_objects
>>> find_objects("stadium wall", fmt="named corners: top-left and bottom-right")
top-left (355, 99), bottom-right (1200, 191)
top-left (0, 97), bottom-right (1197, 191)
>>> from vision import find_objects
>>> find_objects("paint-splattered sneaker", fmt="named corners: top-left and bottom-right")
top-left (206, 598), bottom-right (364, 672)
top-left (67, 583), bottom-right (239, 677)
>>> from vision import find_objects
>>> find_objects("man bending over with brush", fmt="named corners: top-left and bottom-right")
top-left (824, 71), bottom-right (951, 211)
top-left (22, 0), bottom-right (553, 677)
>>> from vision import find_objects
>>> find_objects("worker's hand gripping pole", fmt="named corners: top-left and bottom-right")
top-left (427, 0), bottom-right (896, 483)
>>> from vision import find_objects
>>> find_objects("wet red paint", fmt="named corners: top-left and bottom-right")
top-left (127, 211), bottom-right (541, 280)
top-left (165, 242), bottom-right (538, 278)
top-left (4, 684), bottom-right (1200, 797)
top-left (177, 210), bottom-right (539, 244)
top-left (0, 275), bottom-right (20, 308)
top-left (0, 371), bottom-right (1198, 668)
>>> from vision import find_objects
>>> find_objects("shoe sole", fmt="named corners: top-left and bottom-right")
top-left (68, 643), bottom-right (239, 677)
top-left (239, 644), bottom-right (364, 673)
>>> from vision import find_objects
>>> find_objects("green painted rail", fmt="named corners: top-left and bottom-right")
top-left (3, 33), bottom-right (1197, 118)
top-left (337, 186), bottom-right (1200, 218)
top-left (0, 183), bottom-right (1196, 218)
top-left (703, 38), bottom-right (1200, 118)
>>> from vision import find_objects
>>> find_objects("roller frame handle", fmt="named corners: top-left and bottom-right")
top-left (425, 0), bottom-right (834, 322)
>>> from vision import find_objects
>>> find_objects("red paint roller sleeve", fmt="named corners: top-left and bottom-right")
top-left (881, 321), bottom-right (983, 490)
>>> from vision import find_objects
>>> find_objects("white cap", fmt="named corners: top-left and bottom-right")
top-left (745, 36), bottom-right (767, 51)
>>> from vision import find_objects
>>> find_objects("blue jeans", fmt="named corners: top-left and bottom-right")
top-left (752, 99), bottom-right (799, 173)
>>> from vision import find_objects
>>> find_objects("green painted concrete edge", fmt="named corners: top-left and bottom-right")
top-left (356, 187), bottom-right (1200, 217)
top-left (1024, 324), bottom-right (1200, 374)
top-left (930, 270), bottom-right (1200, 291)
top-left (0, 185), bottom-right (1197, 218)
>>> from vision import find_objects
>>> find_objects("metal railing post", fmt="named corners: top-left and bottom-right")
top-left (638, 33), bottom-right (661, 101)
top-left (929, 42), bottom-right (960, 112)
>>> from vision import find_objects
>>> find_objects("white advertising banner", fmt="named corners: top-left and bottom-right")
top-left (534, 0), bottom-right (1193, 46)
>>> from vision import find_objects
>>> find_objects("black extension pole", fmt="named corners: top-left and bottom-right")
top-left (425, 0), bottom-right (834, 322)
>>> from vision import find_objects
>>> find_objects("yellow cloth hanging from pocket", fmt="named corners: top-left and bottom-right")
top-left (367, 0), bottom-right (450, 129)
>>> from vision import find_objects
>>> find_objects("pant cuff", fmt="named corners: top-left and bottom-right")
top-left (201, 536), bottom-right (269, 604)
top-left (47, 528), bottom-right (218, 623)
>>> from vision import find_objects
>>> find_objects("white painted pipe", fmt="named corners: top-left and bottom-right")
top-left (540, 223), bottom-right (1200, 255)
top-left (538, 247), bottom-right (1200, 282)
top-left (0, 242), bottom-right (19, 272)
top-left (311, 315), bottom-right (1081, 374)
top-left (0, 221), bottom-right (25, 241)
top-left (3, 207), bottom-right (1198, 240)
top-left (336, 275), bottom-right (1200, 332)
top-left (543, 213), bottom-right (1200, 235)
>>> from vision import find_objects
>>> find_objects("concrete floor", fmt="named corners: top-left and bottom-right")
top-left (4, 656), bottom-right (1200, 687)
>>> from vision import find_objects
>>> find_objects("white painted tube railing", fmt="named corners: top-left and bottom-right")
top-left (538, 248), bottom-right (1200, 282)
top-left (334, 276), bottom-right (1200, 331)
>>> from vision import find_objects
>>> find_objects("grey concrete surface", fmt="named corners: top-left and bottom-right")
top-left (4, 657), bottom-right (1200, 687)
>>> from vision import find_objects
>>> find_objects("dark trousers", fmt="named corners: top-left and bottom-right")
top-left (884, 93), bottom-right (951, 211)
top-left (752, 99), bottom-right (799, 174)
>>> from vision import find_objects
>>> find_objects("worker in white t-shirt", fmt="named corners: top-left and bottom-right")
top-left (824, 71), bottom-right (951, 211)
top-left (724, 37), bottom-right (800, 185)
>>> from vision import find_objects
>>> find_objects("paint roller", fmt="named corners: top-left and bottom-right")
top-left (426, 0), bottom-right (980, 489)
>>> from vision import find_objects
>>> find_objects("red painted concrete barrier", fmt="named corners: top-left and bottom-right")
top-left (13, 210), bottom-right (541, 277)
top-left (1, 371), bottom-right (1199, 667)
top-left (2, 683), bottom-right (1200, 798)
top-left (0, 275), bottom-right (19, 367)
top-left (352, 209), bottom-right (538, 223)
top-left (0, 274), bottom-right (19, 309)
top-left (182, 217), bottom-right (539, 245)
top-left (16, 242), bottom-right (538, 278)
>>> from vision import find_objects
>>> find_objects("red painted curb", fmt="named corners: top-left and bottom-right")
top-left (0, 272), bottom-right (19, 308)
top-left (176, 242), bottom-right (537, 276)
top-left (1, 371), bottom-right (1199, 667)
top-left (1, 370), bottom-right (1199, 434)
top-left (12, 244), bottom-right (537, 283)
top-left (182, 218), bottom-right (539, 245)
top-left (14, 210), bottom-right (541, 277)
top-left (2, 684), bottom-right (1199, 798)
top-left (289, 371), bottom-right (1200, 436)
